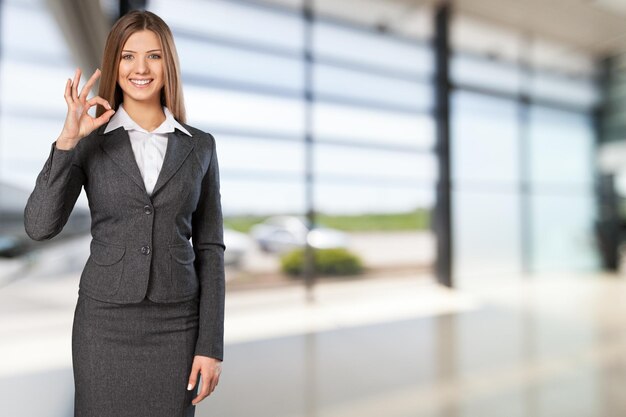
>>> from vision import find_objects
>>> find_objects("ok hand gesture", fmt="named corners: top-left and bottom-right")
top-left (57, 68), bottom-right (116, 150)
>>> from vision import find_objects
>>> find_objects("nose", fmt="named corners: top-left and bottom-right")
top-left (134, 57), bottom-right (149, 74)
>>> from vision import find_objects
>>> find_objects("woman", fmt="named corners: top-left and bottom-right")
top-left (23, 10), bottom-right (224, 417)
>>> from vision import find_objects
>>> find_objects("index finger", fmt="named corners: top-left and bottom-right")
top-left (79, 68), bottom-right (101, 100)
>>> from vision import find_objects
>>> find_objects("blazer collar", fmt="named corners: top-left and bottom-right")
top-left (103, 103), bottom-right (192, 137)
top-left (98, 122), bottom-right (195, 200)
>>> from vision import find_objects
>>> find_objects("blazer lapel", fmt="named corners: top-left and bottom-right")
top-left (100, 125), bottom-right (147, 196)
top-left (99, 123), bottom-right (195, 199)
top-left (151, 129), bottom-right (195, 196)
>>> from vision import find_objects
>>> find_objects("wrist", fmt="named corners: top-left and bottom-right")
top-left (55, 137), bottom-right (77, 150)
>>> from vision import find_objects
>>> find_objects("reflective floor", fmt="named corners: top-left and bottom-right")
top-left (210, 274), bottom-right (626, 417)
top-left (2, 242), bottom-right (626, 417)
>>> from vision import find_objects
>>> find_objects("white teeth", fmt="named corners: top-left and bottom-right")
top-left (131, 79), bottom-right (151, 85)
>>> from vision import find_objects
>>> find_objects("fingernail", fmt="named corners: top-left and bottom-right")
top-left (187, 383), bottom-right (193, 390)
top-left (106, 102), bottom-right (111, 109)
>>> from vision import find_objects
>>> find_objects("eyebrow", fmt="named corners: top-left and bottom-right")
top-left (122, 49), bottom-right (162, 53)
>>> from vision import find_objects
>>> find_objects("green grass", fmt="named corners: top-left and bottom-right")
top-left (224, 208), bottom-right (430, 233)
top-left (223, 215), bottom-right (267, 233)
top-left (281, 248), bottom-right (364, 277)
top-left (317, 208), bottom-right (430, 231)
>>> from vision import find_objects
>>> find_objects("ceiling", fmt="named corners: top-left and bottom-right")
top-left (439, 0), bottom-right (626, 56)
top-left (265, 0), bottom-right (626, 57)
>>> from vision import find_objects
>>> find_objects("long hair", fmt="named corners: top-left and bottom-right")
top-left (96, 10), bottom-right (186, 123)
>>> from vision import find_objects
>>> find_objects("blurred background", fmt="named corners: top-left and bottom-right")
top-left (3, 0), bottom-right (626, 415)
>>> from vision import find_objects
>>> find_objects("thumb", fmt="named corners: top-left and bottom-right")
top-left (187, 361), bottom-right (200, 391)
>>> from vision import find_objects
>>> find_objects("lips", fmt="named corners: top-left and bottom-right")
top-left (130, 79), bottom-right (153, 88)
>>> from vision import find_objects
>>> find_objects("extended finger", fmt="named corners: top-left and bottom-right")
top-left (193, 384), bottom-right (209, 404)
top-left (79, 68), bottom-right (101, 101)
top-left (72, 68), bottom-right (81, 102)
top-left (186, 362), bottom-right (200, 391)
top-left (63, 78), bottom-right (72, 105)
top-left (191, 390), bottom-right (206, 405)
top-left (192, 377), bottom-right (209, 405)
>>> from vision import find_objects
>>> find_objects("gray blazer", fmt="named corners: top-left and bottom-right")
top-left (23, 121), bottom-right (226, 361)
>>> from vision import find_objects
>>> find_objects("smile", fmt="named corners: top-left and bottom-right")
top-left (130, 79), bottom-right (153, 87)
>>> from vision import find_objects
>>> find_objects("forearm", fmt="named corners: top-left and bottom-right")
top-left (193, 244), bottom-right (225, 361)
top-left (24, 140), bottom-right (85, 241)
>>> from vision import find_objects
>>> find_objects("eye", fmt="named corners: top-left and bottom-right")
top-left (121, 54), bottom-right (133, 60)
top-left (149, 54), bottom-right (161, 59)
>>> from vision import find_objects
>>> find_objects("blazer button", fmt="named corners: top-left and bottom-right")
top-left (144, 205), bottom-right (153, 215)
top-left (141, 245), bottom-right (151, 255)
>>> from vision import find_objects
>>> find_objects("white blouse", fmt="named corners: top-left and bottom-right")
top-left (104, 102), bottom-right (191, 195)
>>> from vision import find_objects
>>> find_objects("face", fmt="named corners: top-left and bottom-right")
top-left (117, 30), bottom-right (165, 106)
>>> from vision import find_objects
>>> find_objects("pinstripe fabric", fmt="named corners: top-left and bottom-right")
top-left (72, 294), bottom-right (200, 417)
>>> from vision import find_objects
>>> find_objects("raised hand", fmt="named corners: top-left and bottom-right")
top-left (56, 68), bottom-right (116, 150)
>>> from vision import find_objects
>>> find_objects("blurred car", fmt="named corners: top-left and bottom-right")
top-left (222, 228), bottom-right (252, 266)
top-left (249, 215), bottom-right (349, 253)
top-left (192, 227), bottom-right (251, 267)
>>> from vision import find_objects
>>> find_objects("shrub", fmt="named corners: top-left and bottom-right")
top-left (280, 247), bottom-right (363, 277)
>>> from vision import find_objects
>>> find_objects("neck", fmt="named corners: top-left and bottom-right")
top-left (122, 97), bottom-right (166, 132)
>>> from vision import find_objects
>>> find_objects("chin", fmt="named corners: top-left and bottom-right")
top-left (123, 91), bottom-right (161, 103)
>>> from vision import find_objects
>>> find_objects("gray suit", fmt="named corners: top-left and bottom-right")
top-left (24, 121), bottom-right (226, 361)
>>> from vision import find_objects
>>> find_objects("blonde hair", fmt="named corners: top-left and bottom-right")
top-left (96, 10), bottom-right (186, 122)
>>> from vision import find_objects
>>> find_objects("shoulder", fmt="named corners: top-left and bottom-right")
top-left (178, 122), bottom-right (219, 167)
top-left (178, 121), bottom-right (216, 146)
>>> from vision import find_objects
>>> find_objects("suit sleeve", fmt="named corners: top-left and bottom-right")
top-left (192, 134), bottom-right (226, 361)
top-left (24, 140), bottom-right (86, 241)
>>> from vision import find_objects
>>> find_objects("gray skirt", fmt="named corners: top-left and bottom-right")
top-left (71, 293), bottom-right (200, 417)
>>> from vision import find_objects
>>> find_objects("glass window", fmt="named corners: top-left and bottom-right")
top-left (314, 144), bottom-right (436, 183)
top-left (530, 193), bottom-right (599, 271)
top-left (2, 0), bottom-right (69, 59)
top-left (452, 91), bottom-right (520, 187)
top-left (150, 0), bottom-right (304, 51)
top-left (529, 106), bottom-right (594, 188)
top-left (453, 190), bottom-right (522, 282)
top-left (530, 72), bottom-right (599, 109)
top-left (313, 102), bottom-right (434, 149)
top-left (218, 136), bottom-right (304, 177)
top-left (1, 60), bottom-right (73, 114)
top-left (315, 183), bottom-right (434, 214)
top-left (177, 38), bottom-right (304, 91)
top-left (1, 0), bottom-right (77, 191)
top-left (314, 63), bottom-right (432, 111)
top-left (222, 179), bottom-right (305, 215)
top-left (185, 87), bottom-right (305, 136)
top-left (451, 53), bottom-right (521, 95)
top-left (313, 21), bottom-right (433, 76)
